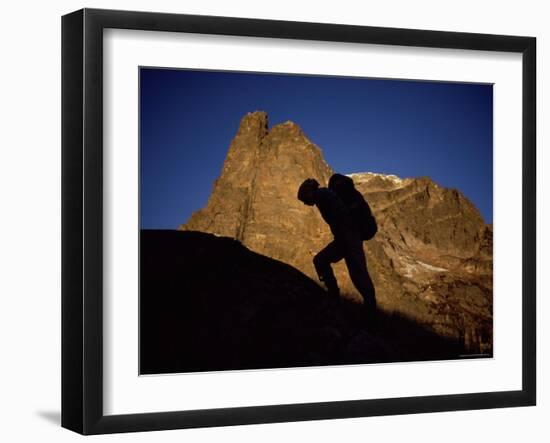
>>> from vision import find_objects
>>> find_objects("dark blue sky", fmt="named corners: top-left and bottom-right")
top-left (140, 68), bottom-right (493, 229)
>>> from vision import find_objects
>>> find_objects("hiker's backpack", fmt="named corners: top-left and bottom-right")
top-left (329, 174), bottom-right (378, 241)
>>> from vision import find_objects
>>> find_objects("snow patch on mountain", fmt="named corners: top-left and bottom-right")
top-left (347, 172), bottom-right (411, 188)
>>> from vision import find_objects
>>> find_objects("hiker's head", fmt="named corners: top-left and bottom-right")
top-left (297, 178), bottom-right (320, 206)
top-left (328, 173), bottom-right (354, 195)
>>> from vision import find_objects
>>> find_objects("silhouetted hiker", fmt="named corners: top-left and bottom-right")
top-left (297, 178), bottom-right (377, 326)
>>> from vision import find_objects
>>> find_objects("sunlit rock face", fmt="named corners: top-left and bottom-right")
top-left (180, 111), bottom-right (493, 354)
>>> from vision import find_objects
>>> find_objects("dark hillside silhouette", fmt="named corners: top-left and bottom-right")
top-left (140, 230), bottom-right (479, 375)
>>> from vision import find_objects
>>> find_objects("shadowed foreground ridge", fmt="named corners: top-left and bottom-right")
top-left (140, 230), bottom-right (478, 375)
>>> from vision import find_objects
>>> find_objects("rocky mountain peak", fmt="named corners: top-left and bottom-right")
top-left (179, 111), bottom-right (492, 354)
top-left (182, 111), bottom-right (332, 243)
top-left (348, 172), bottom-right (413, 191)
top-left (270, 119), bottom-right (303, 135)
top-left (237, 110), bottom-right (269, 136)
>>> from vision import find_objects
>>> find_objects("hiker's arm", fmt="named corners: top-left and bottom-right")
top-left (317, 190), bottom-right (350, 227)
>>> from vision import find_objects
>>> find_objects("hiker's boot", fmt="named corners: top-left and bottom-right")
top-left (323, 284), bottom-right (340, 308)
top-left (364, 300), bottom-right (378, 333)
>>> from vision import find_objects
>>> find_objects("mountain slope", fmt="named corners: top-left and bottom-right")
top-left (140, 230), bottom-right (468, 374)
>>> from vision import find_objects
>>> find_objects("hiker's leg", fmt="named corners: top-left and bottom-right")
top-left (313, 241), bottom-right (344, 297)
top-left (343, 240), bottom-right (378, 329)
top-left (343, 239), bottom-right (376, 312)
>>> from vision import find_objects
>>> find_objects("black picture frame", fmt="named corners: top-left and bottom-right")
top-left (62, 8), bottom-right (536, 435)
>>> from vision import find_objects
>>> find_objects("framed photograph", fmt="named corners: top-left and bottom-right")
top-left (62, 8), bottom-right (536, 435)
